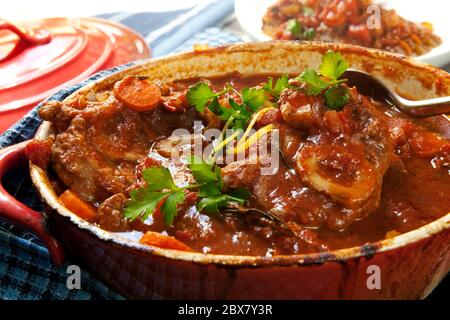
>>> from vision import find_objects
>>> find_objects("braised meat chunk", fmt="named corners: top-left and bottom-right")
top-left (38, 91), bottom-right (198, 204)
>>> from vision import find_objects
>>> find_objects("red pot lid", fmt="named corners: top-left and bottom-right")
top-left (0, 17), bottom-right (150, 133)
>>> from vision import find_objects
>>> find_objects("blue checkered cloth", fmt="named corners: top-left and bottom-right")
top-left (0, 2), bottom-right (241, 300)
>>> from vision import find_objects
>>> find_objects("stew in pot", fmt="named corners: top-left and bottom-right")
top-left (26, 51), bottom-right (450, 256)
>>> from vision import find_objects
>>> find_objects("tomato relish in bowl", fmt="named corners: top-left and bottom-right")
top-left (262, 0), bottom-right (442, 57)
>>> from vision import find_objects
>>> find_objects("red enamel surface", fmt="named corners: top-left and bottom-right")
top-left (49, 210), bottom-right (449, 299)
top-left (0, 18), bottom-right (52, 63)
top-left (0, 141), bottom-right (64, 265)
top-left (0, 17), bottom-right (150, 133)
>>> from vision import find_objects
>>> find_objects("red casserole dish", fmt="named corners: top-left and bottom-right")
top-left (0, 42), bottom-right (448, 299)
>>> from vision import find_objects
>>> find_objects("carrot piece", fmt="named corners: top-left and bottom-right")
top-left (58, 190), bottom-right (97, 220)
top-left (152, 195), bottom-right (169, 221)
top-left (408, 131), bottom-right (444, 158)
top-left (139, 231), bottom-right (192, 252)
top-left (113, 76), bottom-right (162, 112)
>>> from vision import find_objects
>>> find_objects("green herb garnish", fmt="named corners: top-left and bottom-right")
top-left (263, 75), bottom-right (290, 98)
top-left (185, 82), bottom-right (226, 112)
top-left (124, 158), bottom-right (249, 226)
top-left (298, 69), bottom-right (330, 95)
top-left (319, 50), bottom-right (349, 81)
top-left (286, 19), bottom-right (316, 40)
top-left (286, 19), bottom-right (302, 38)
top-left (303, 7), bottom-right (314, 16)
top-left (188, 156), bottom-right (248, 214)
top-left (187, 82), bottom-right (266, 131)
top-left (241, 87), bottom-right (266, 112)
top-left (124, 167), bottom-right (185, 226)
top-left (324, 84), bottom-right (350, 110)
top-left (302, 28), bottom-right (316, 40)
top-left (297, 50), bottom-right (350, 110)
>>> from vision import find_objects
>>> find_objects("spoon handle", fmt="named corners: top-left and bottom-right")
top-left (396, 95), bottom-right (450, 117)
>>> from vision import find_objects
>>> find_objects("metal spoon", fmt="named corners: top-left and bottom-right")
top-left (342, 69), bottom-right (450, 117)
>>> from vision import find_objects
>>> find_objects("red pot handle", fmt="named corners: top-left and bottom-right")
top-left (0, 19), bottom-right (52, 63)
top-left (0, 141), bottom-right (64, 265)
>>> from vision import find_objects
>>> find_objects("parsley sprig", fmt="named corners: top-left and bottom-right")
top-left (263, 75), bottom-right (290, 99)
top-left (124, 167), bottom-right (186, 226)
top-left (297, 50), bottom-right (350, 110)
top-left (187, 79), bottom-right (289, 163)
top-left (124, 158), bottom-right (250, 226)
top-left (187, 76), bottom-right (291, 129)
top-left (286, 19), bottom-right (315, 40)
top-left (185, 83), bottom-right (226, 113)
top-left (186, 82), bottom-right (269, 130)
top-left (188, 156), bottom-right (249, 214)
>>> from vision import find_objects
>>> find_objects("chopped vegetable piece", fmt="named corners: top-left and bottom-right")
top-left (139, 231), bottom-right (192, 251)
top-left (25, 139), bottom-right (52, 169)
top-left (303, 6), bottom-right (314, 16)
top-left (114, 76), bottom-right (162, 112)
top-left (161, 92), bottom-right (187, 113)
top-left (408, 131), bottom-right (444, 158)
top-left (286, 19), bottom-right (302, 38)
top-left (303, 28), bottom-right (316, 40)
top-left (59, 190), bottom-right (97, 220)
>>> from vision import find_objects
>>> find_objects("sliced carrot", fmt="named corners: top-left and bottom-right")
top-left (139, 231), bottom-right (192, 252)
top-left (113, 76), bottom-right (162, 112)
top-left (58, 190), bottom-right (97, 220)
